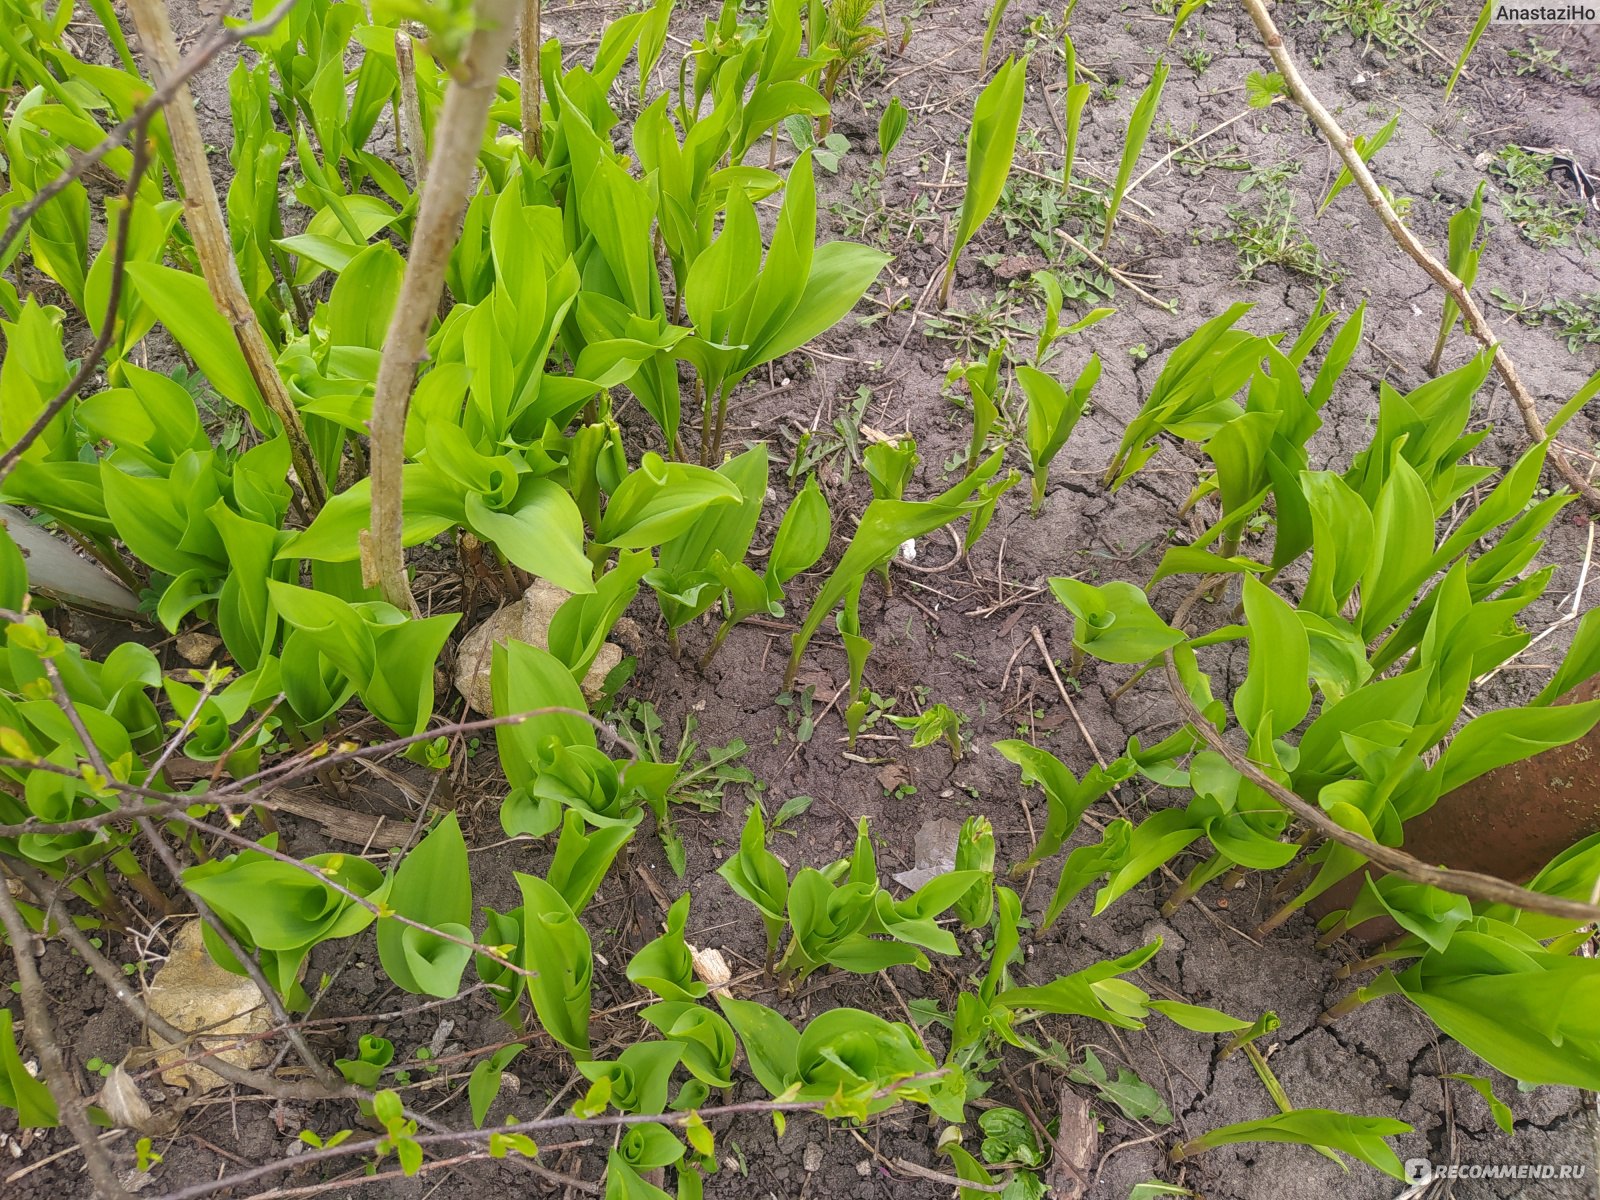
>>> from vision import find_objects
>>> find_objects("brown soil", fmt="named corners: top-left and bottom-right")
top-left (5, 3), bottom-right (1600, 1200)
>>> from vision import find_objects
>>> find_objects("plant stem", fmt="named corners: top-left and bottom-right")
top-left (1313, 917), bottom-right (1350, 950)
top-left (1332, 934), bottom-right (1413, 980)
top-left (123, 0), bottom-right (327, 514)
top-left (109, 845), bottom-right (178, 916)
top-left (519, 0), bottom-right (542, 159)
top-left (365, 0), bottom-right (523, 613)
top-left (1427, 310), bottom-right (1451, 376)
top-left (710, 384), bottom-right (732, 464)
top-left (1255, 894), bottom-right (1302, 937)
top-left (1160, 852), bottom-right (1225, 917)
top-left (700, 618), bottom-right (734, 670)
top-left (1319, 988), bottom-right (1369, 1024)
top-left (1208, 530), bottom-right (1239, 602)
top-left (1107, 660), bottom-right (1153, 703)
top-left (1239, 0), bottom-right (1600, 511)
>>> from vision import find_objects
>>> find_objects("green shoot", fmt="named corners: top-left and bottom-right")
top-left (941, 57), bottom-right (1028, 307)
top-left (1102, 60), bottom-right (1170, 255)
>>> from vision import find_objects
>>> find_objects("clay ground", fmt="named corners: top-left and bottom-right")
top-left (6, 1), bottom-right (1600, 1198)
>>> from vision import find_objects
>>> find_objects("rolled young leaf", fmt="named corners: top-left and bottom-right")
top-left (940, 57), bottom-right (1027, 305)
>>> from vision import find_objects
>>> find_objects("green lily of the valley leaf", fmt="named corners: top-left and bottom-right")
top-left (377, 812), bottom-right (474, 997)
top-left (515, 872), bottom-right (593, 1059)
top-left (627, 894), bottom-right (708, 1002)
top-left (1050, 578), bottom-right (1184, 665)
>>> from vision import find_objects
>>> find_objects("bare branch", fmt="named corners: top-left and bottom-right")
top-left (0, 0), bottom-right (299, 268)
top-left (0, 116), bottom-right (153, 487)
top-left (0, 869), bottom-right (131, 1199)
top-left (5, 858), bottom-right (340, 1102)
top-left (1161, 580), bottom-right (1600, 925)
top-left (142, 1073), bottom-right (950, 1200)
top-left (1237, 0), bottom-right (1600, 510)
top-left (124, 0), bottom-right (328, 513)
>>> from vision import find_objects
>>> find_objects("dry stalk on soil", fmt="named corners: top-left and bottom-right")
top-left (364, 0), bottom-right (523, 613)
top-left (1239, 0), bottom-right (1600, 510)
top-left (123, 0), bottom-right (328, 514)
top-left (520, 0), bottom-right (543, 159)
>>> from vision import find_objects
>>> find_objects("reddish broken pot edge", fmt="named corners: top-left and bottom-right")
top-left (1306, 677), bottom-right (1600, 943)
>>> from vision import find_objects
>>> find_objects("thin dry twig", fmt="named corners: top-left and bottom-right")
top-left (1238, 0), bottom-right (1600, 510)
top-left (0, 0), bottom-right (298, 267)
top-left (1162, 582), bottom-right (1600, 925)
top-left (5, 858), bottom-right (340, 1102)
top-left (144, 1074), bottom-right (949, 1200)
top-left (1031, 624), bottom-right (1110, 770)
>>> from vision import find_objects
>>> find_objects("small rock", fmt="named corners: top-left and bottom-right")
top-left (175, 632), bottom-right (221, 666)
top-left (147, 921), bottom-right (273, 1091)
top-left (453, 581), bottom-right (622, 713)
top-left (892, 816), bottom-right (962, 891)
top-left (803, 1143), bottom-right (824, 1173)
top-left (856, 1159), bottom-right (872, 1177)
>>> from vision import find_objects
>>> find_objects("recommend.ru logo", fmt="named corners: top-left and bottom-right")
top-left (1404, 1160), bottom-right (1589, 1184)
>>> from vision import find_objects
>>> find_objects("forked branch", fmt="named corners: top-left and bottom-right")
top-left (1238, 0), bottom-right (1600, 510)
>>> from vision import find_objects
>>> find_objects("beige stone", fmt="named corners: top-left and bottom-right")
top-left (146, 921), bottom-right (272, 1091)
top-left (453, 580), bottom-right (622, 714)
top-left (175, 631), bottom-right (221, 666)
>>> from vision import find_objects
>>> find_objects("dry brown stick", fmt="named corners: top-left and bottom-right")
top-left (42, 658), bottom-right (345, 1092)
top-left (7, 874), bottom-right (576, 1200)
top-left (0, 869), bottom-right (132, 1200)
top-left (1238, 0), bottom-right (1600, 511)
top-left (1161, 585), bottom-right (1600, 925)
top-left (395, 30), bottom-right (429, 185)
top-left (1030, 624), bottom-right (1110, 770)
top-left (519, 0), bottom-right (543, 159)
top-left (1124, 104), bottom-right (1266, 196)
top-left (124, 0), bottom-right (327, 513)
top-left (364, 0), bottom-right (522, 612)
top-left (0, 114), bottom-right (153, 487)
